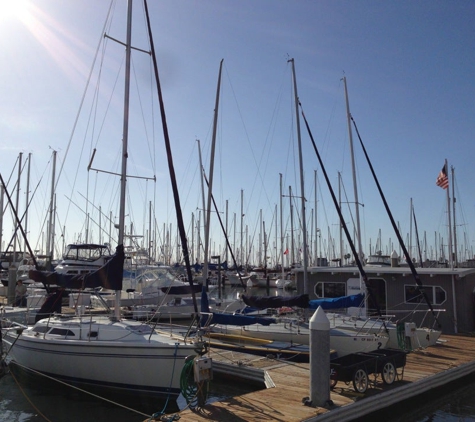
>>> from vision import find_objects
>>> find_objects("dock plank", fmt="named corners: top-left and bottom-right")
top-left (154, 334), bottom-right (475, 422)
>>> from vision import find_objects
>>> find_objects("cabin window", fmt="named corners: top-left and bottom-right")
top-left (433, 286), bottom-right (447, 305)
top-left (49, 328), bottom-right (75, 336)
top-left (32, 326), bottom-right (49, 334)
top-left (405, 286), bottom-right (423, 303)
top-left (314, 282), bottom-right (346, 298)
top-left (404, 285), bottom-right (446, 305)
top-left (88, 331), bottom-right (98, 338)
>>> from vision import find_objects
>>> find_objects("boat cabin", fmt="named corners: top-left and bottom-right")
top-left (294, 264), bottom-right (475, 335)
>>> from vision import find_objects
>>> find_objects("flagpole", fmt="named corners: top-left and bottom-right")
top-left (444, 158), bottom-right (458, 333)
top-left (445, 159), bottom-right (454, 269)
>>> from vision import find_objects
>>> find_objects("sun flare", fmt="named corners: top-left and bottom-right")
top-left (0, 0), bottom-right (30, 21)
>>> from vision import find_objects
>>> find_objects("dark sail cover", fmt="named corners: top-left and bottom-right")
top-left (241, 294), bottom-right (310, 310)
top-left (160, 284), bottom-right (202, 295)
top-left (209, 312), bottom-right (276, 326)
top-left (308, 293), bottom-right (365, 310)
top-left (29, 244), bottom-right (125, 291)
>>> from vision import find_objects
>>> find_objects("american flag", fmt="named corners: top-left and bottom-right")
top-left (436, 165), bottom-right (449, 189)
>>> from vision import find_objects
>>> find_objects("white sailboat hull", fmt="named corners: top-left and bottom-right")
top-left (212, 322), bottom-right (388, 357)
top-left (2, 317), bottom-right (201, 397)
top-left (326, 313), bottom-right (442, 350)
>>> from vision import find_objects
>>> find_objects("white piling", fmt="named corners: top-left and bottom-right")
top-left (308, 306), bottom-right (331, 407)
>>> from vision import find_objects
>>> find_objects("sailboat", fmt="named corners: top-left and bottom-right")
top-left (202, 61), bottom-right (388, 358)
top-left (1, 0), bottom-right (206, 399)
top-left (298, 76), bottom-right (441, 350)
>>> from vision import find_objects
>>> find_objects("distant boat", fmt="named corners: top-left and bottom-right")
top-left (366, 252), bottom-right (391, 267)
top-left (54, 243), bottom-right (112, 275)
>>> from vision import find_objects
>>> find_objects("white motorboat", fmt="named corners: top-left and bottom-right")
top-left (54, 243), bottom-right (112, 275)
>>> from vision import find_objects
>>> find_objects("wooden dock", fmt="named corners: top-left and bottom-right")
top-left (156, 334), bottom-right (475, 422)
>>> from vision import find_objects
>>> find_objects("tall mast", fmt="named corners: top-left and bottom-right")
top-left (314, 169), bottom-right (318, 265)
top-left (203, 59), bottom-right (223, 282)
top-left (338, 172), bottom-right (343, 264)
top-left (289, 185), bottom-right (294, 265)
top-left (240, 189), bottom-right (244, 267)
top-left (114, 0), bottom-right (133, 320)
top-left (197, 139), bottom-right (206, 241)
top-left (14, 152), bottom-right (22, 263)
top-left (274, 204), bottom-right (278, 270)
top-left (118, 0), bottom-right (132, 247)
top-left (289, 58), bottom-right (308, 293)
top-left (24, 153), bottom-right (31, 256)
top-left (279, 173), bottom-right (284, 277)
top-left (46, 150), bottom-right (56, 263)
top-left (343, 76), bottom-right (363, 262)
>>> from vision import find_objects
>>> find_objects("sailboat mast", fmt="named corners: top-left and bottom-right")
top-left (118, 0), bottom-right (132, 247)
top-left (338, 172), bottom-right (343, 264)
top-left (314, 169), bottom-right (318, 265)
top-left (289, 185), bottom-right (294, 265)
top-left (279, 173), bottom-right (284, 278)
top-left (24, 153), bottom-right (31, 256)
top-left (289, 58), bottom-right (309, 293)
top-left (343, 76), bottom-right (363, 261)
top-left (114, 0), bottom-right (133, 320)
top-left (46, 150), bottom-right (56, 263)
top-left (203, 59), bottom-right (223, 282)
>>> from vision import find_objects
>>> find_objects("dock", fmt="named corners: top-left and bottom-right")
top-left (159, 334), bottom-right (475, 422)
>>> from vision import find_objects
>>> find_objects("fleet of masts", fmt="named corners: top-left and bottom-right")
top-left (0, 150), bottom-right (472, 270)
top-left (0, 57), bottom-right (471, 272)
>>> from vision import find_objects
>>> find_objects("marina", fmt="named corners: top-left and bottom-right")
top-left (0, 1), bottom-right (474, 422)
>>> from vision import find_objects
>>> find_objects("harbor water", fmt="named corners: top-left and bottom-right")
top-left (2, 285), bottom-right (475, 421)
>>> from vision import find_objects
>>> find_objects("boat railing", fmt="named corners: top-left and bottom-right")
top-left (390, 308), bottom-right (446, 330)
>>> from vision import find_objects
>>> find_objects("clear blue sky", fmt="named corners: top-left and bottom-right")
top-left (0, 0), bottom-right (474, 265)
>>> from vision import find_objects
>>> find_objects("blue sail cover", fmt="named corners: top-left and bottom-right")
top-left (308, 293), bottom-right (365, 310)
top-left (28, 244), bottom-right (125, 291)
top-left (200, 290), bottom-right (276, 326)
top-left (242, 294), bottom-right (310, 309)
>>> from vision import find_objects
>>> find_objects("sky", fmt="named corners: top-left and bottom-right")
top-left (0, 0), bottom-right (474, 267)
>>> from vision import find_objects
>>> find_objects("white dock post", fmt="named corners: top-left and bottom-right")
top-left (308, 306), bottom-right (331, 407)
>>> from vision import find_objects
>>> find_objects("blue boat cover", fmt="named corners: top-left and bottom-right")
top-left (308, 293), bottom-right (365, 310)
top-left (241, 294), bottom-right (310, 309)
top-left (200, 290), bottom-right (276, 326)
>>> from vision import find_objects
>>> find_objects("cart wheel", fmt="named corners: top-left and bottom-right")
top-left (353, 369), bottom-right (368, 393)
top-left (382, 362), bottom-right (396, 385)
top-left (330, 378), bottom-right (337, 389)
